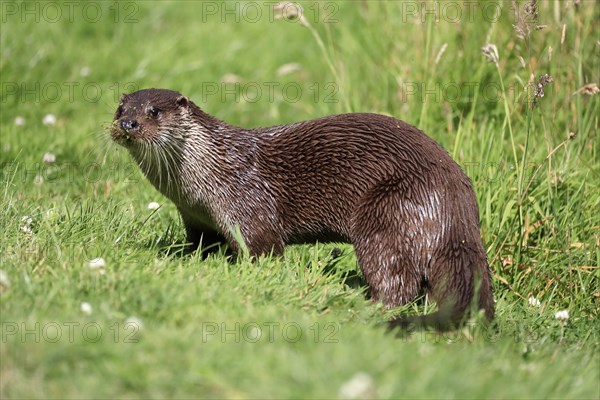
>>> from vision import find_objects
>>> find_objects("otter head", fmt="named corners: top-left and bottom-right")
top-left (111, 88), bottom-right (191, 149)
top-left (111, 88), bottom-right (198, 196)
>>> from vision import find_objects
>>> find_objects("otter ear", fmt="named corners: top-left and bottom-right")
top-left (119, 94), bottom-right (127, 103)
top-left (175, 95), bottom-right (189, 108)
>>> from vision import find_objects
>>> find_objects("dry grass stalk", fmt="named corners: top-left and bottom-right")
top-left (435, 43), bottom-right (448, 65)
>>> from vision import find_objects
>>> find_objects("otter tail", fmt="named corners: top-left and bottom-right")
top-left (388, 252), bottom-right (495, 332)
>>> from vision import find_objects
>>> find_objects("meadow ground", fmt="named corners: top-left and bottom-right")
top-left (1, 1), bottom-right (598, 398)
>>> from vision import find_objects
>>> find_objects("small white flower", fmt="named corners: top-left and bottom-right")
top-left (147, 202), bottom-right (160, 210)
top-left (43, 152), bottom-right (56, 164)
top-left (14, 116), bottom-right (25, 126)
top-left (42, 114), bottom-right (57, 126)
top-left (80, 302), bottom-right (93, 315)
top-left (79, 66), bottom-right (91, 77)
top-left (528, 296), bottom-right (541, 307)
top-left (125, 316), bottom-right (145, 336)
top-left (20, 216), bottom-right (33, 234)
top-left (88, 257), bottom-right (106, 269)
top-left (338, 372), bottom-right (376, 399)
top-left (555, 310), bottom-right (569, 322)
top-left (0, 270), bottom-right (10, 293)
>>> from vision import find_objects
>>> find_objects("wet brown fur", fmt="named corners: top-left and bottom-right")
top-left (111, 88), bottom-right (495, 330)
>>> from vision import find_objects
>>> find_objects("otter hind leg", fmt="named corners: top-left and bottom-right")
top-left (351, 185), bottom-right (423, 308)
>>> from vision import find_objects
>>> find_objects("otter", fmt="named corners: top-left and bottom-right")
top-left (110, 88), bottom-right (494, 330)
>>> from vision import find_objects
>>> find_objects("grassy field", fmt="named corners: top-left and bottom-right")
top-left (1, 0), bottom-right (599, 398)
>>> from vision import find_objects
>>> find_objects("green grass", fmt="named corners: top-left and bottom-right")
top-left (1, 0), bottom-right (599, 398)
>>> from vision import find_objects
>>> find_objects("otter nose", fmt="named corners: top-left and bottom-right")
top-left (120, 119), bottom-right (139, 131)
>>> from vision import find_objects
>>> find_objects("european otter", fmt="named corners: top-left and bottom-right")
top-left (110, 88), bottom-right (494, 330)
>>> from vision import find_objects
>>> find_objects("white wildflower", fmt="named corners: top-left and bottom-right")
top-left (527, 296), bottom-right (541, 307)
top-left (80, 302), bottom-right (93, 315)
top-left (555, 310), bottom-right (569, 322)
top-left (80, 66), bottom-right (91, 77)
top-left (88, 257), bottom-right (106, 270)
top-left (124, 316), bottom-right (144, 339)
top-left (43, 152), bottom-right (56, 164)
top-left (42, 114), bottom-right (57, 126)
top-left (20, 216), bottom-right (33, 234)
top-left (147, 202), bottom-right (160, 210)
top-left (14, 116), bottom-right (25, 126)
top-left (338, 372), bottom-right (376, 399)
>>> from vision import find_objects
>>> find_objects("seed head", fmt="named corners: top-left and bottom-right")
top-left (512, 0), bottom-right (539, 40)
top-left (273, 2), bottom-right (308, 27)
top-left (574, 83), bottom-right (599, 96)
top-left (533, 74), bottom-right (554, 99)
top-left (482, 44), bottom-right (499, 65)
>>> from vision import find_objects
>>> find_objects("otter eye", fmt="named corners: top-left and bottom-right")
top-left (146, 106), bottom-right (159, 118)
